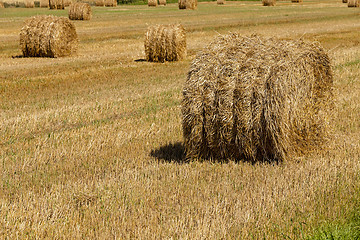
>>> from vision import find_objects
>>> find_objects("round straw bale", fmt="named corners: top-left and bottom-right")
top-left (263, 0), bottom-right (275, 6)
top-left (63, 0), bottom-right (72, 7)
top-left (178, 0), bottom-right (186, 9)
top-left (69, 3), bottom-right (92, 20)
top-left (39, 0), bottom-right (49, 7)
top-left (104, 0), bottom-right (116, 7)
top-left (0, 1), bottom-right (4, 7)
top-left (148, 0), bottom-right (157, 6)
top-left (182, 34), bottom-right (333, 162)
top-left (159, 0), bottom-right (166, 5)
top-left (217, 0), bottom-right (225, 5)
top-left (25, 0), bottom-right (35, 7)
top-left (342, 0), bottom-right (347, 3)
top-left (20, 15), bottom-right (78, 57)
top-left (49, 0), bottom-right (64, 9)
top-left (95, 0), bottom-right (104, 6)
top-left (348, 0), bottom-right (359, 6)
top-left (145, 24), bottom-right (186, 62)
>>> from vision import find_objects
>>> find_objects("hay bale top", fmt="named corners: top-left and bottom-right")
top-left (182, 34), bottom-right (333, 162)
top-left (20, 15), bottom-right (78, 57)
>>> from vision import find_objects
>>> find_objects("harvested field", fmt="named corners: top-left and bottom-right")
top-left (0, 1), bottom-right (360, 239)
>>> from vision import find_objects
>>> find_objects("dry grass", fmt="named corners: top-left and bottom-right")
top-left (182, 34), bottom-right (333, 162)
top-left (69, 2), bottom-right (92, 21)
top-left (20, 15), bottom-right (78, 57)
top-left (0, 1), bottom-right (360, 239)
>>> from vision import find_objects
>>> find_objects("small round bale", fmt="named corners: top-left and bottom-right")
top-left (95, 0), bottom-right (104, 6)
top-left (144, 24), bottom-right (186, 62)
top-left (263, 0), bottom-right (275, 6)
top-left (179, 0), bottom-right (197, 9)
top-left (348, 0), bottom-right (359, 6)
top-left (104, 0), bottom-right (117, 7)
top-left (159, 0), bottom-right (166, 5)
top-left (342, 0), bottom-right (347, 3)
top-left (178, 0), bottom-right (186, 8)
top-left (20, 15), bottom-right (78, 57)
top-left (39, 0), bottom-right (49, 7)
top-left (291, 0), bottom-right (302, 2)
top-left (182, 34), bottom-right (333, 162)
top-left (24, 0), bottom-right (35, 7)
top-left (217, 0), bottom-right (225, 5)
top-left (69, 3), bottom-right (92, 20)
top-left (0, 1), bottom-right (4, 8)
top-left (148, 0), bottom-right (157, 6)
top-left (49, 0), bottom-right (64, 9)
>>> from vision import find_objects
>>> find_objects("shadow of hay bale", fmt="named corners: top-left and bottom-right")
top-left (150, 142), bottom-right (186, 163)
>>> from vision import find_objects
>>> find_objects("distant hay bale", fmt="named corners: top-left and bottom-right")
top-left (148, 0), bottom-right (157, 6)
top-left (69, 3), bottom-right (92, 20)
top-left (217, 0), bottom-right (225, 5)
top-left (24, 0), bottom-right (35, 7)
top-left (342, 0), bottom-right (347, 3)
top-left (104, 0), bottom-right (116, 7)
top-left (159, 0), bottom-right (166, 5)
top-left (291, 0), bottom-right (302, 2)
top-left (20, 15), bottom-right (78, 57)
top-left (0, 1), bottom-right (4, 7)
top-left (182, 34), bottom-right (333, 162)
top-left (179, 0), bottom-right (197, 9)
top-left (263, 0), bottom-right (275, 6)
top-left (145, 24), bottom-right (186, 62)
top-left (39, 0), bottom-right (49, 7)
top-left (49, 0), bottom-right (64, 9)
top-left (348, 0), bottom-right (359, 6)
top-left (95, 0), bottom-right (104, 6)
top-left (63, 0), bottom-right (72, 7)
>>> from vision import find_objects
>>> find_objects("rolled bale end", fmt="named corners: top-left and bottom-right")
top-left (159, 0), bottom-right (166, 5)
top-left (39, 0), bottom-right (49, 7)
top-left (25, 0), bottom-right (35, 7)
top-left (263, 0), bottom-right (275, 6)
top-left (348, 0), bottom-right (359, 7)
top-left (104, 0), bottom-right (117, 7)
top-left (217, 0), bottom-right (225, 5)
top-left (95, 0), bottom-right (104, 6)
top-left (20, 15), bottom-right (78, 57)
top-left (144, 24), bottom-right (186, 62)
top-left (148, 0), bottom-right (157, 6)
top-left (69, 3), bottom-right (92, 20)
top-left (186, 0), bottom-right (197, 9)
top-left (182, 34), bottom-right (333, 162)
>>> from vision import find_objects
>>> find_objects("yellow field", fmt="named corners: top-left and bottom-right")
top-left (0, 1), bottom-right (360, 238)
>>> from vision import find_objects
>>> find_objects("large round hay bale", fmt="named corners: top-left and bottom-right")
top-left (182, 34), bottom-right (333, 162)
top-left (263, 0), bottom-right (275, 6)
top-left (145, 24), bottom-right (186, 62)
top-left (217, 0), bottom-right (225, 5)
top-left (348, 0), bottom-right (359, 6)
top-left (178, 0), bottom-right (197, 9)
top-left (159, 0), bottom-right (166, 5)
top-left (104, 0), bottom-right (116, 7)
top-left (24, 0), bottom-right (35, 7)
top-left (69, 3), bottom-right (92, 20)
top-left (39, 0), bottom-right (49, 7)
top-left (20, 15), bottom-right (78, 57)
top-left (148, 0), bottom-right (157, 6)
top-left (49, 0), bottom-right (64, 9)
